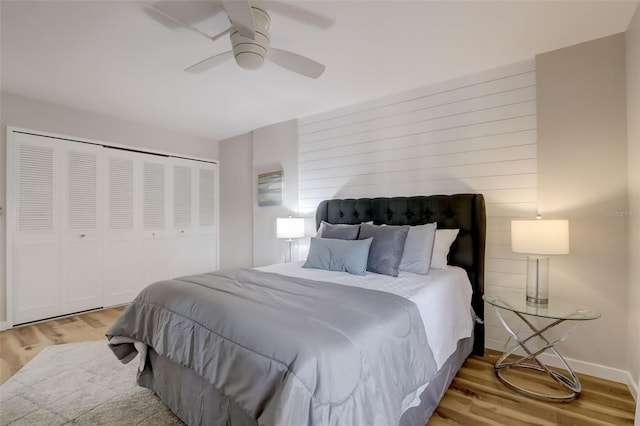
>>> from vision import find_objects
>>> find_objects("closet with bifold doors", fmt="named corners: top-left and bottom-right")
top-left (6, 128), bottom-right (218, 326)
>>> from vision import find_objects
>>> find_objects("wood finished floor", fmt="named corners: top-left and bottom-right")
top-left (0, 307), bottom-right (636, 425)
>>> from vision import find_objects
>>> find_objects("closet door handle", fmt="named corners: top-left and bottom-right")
top-left (80, 234), bottom-right (86, 238)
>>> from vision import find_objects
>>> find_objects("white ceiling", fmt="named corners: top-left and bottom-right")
top-left (1, 1), bottom-right (637, 142)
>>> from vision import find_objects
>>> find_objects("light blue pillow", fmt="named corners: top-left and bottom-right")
top-left (303, 237), bottom-right (373, 275)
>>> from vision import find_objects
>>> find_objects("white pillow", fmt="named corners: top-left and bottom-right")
top-left (430, 229), bottom-right (459, 269)
top-left (399, 223), bottom-right (437, 275)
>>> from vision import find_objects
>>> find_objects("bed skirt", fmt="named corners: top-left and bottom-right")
top-left (399, 336), bottom-right (473, 425)
top-left (137, 336), bottom-right (473, 426)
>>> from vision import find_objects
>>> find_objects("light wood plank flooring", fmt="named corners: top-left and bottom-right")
top-left (0, 306), bottom-right (126, 385)
top-left (428, 352), bottom-right (636, 425)
top-left (0, 307), bottom-right (636, 425)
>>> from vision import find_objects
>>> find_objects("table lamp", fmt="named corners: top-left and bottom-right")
top-left (276, 217), bottom-right (305, 263)
top-left (511, 218), bottom-right (569, 305)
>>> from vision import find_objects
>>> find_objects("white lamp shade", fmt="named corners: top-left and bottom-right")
top-left (511, 219), bottom-right (570, 255)
top-left (276, 217), bottom-right (305, 239)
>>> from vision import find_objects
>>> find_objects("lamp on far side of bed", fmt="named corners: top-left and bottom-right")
top-left (277, 217), bottom-right (305, 263)
top-left (511, 218), bottom-right (570, 305)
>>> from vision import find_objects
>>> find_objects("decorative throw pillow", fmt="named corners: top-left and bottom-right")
top-left (358, 223), bottom-right (410, 277)
top-left (430, 229), bottom-right (460, 269)
top-left (303, 237), bottom-right (373, 275)
top-left (316, 221), bottom-right (361, 240)
top-left (399, 223), bottom-right (437, 274)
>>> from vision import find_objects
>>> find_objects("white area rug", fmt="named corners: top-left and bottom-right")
top-left (0, 341), bottom-right (183, 425)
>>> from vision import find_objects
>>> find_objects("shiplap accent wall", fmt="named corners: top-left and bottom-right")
top-left (298, 60), bottom-right (537, 350)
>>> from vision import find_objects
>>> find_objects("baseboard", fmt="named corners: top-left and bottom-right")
top-left (0, 321), bottom-right (11, 331)
top-left (486, 338), bottom-right (637, 400)
top-left (626, 372), bottom-right (638, 402)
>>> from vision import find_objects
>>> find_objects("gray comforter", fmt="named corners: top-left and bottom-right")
top-left (107, 268), bottom-right (437, 426)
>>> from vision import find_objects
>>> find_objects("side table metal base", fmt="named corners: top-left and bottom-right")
top-left (493, 307), bottom-right (582, 402)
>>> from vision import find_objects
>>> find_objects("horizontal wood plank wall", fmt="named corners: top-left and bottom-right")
top-left (297, 60), bottom-right (538, 350)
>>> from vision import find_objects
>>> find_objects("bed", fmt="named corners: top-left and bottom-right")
top-left (107, 194), bottom-right (486, 426)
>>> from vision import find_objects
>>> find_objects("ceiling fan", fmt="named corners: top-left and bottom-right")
top-left (144, 1), bottom-right (329, 79)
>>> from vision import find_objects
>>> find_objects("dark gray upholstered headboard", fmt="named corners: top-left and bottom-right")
top-left (315, 194), bottom-right (486, 356)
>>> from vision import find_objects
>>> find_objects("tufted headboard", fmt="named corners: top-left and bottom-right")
top-left (315, 194), bottom-right (486, 356)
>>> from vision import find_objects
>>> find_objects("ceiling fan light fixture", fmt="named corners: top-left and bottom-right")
top-left (230, 31), bottom-right (269, 69)
top-left (230, 9), bottom-right (270, 71)
top-left (235, 52), bottom-right (265, 70)
top-left (180, 2), bottom-right (326, 78)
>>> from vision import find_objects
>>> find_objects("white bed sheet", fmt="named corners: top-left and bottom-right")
top-left (256, 262), bottom-right (474, 371)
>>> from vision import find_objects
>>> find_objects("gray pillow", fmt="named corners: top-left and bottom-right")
top-left (399, 223), bottom-right (437, 274)
top-left (358, 223), bottom-right (410, 277)
top-left (317, 221), bottom-right (360, 240)
top-left (303, 237), bottom-right (373, 275)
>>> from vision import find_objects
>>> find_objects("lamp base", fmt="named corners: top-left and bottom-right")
top-left (526, 256), bottom-right (549, 305)
top-left (526, 296), bottom-right (549, 305)
top-left (286, 239), bottom-right (293, 263)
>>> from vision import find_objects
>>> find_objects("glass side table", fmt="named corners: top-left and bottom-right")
top-left (484, 292), bottom-right (600, 401)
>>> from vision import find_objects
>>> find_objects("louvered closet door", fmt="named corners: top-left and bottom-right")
top-left (8, 133), bottom-right (62, 324)
top-left (103, 150), bottom-right (141, 305)
top-left (193, 164), bottom-right (218, 273)
top-left (7, 128), bottom-right (219, 325)
top-left (170, 159), bottom-right (198, 277)
top-left (60, 140), bottom-right (103, 313)
top-left (141, 158), bottom-right (170, 288)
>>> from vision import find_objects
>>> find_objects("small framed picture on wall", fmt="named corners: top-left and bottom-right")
top-left (257, 170), bottom-right (283, 207)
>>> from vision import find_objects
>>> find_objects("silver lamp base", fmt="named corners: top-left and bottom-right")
top-left (527, 295), bottom-right (549, 305)
top-left (526, 256), bottom-right (549, 305)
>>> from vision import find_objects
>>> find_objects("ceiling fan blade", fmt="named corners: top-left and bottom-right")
top-left (269, 48), bottom-right (325, 79)
top-left (263, 2), bottom-right (334, 29)
top-left (144, 1), bottom-right (223, 28)
top-left (223, 1), bottom-right (256, 38)
top-left (185, 51), bottom-right (234, 73)
top-left (144, 4), bottom-right (223, 42)
top-left (209, 27), bottom-right (232, 43)
top-left (144, 4), bottom-right (189, 29)
top-left (143, 5), bottom-right (184, 29)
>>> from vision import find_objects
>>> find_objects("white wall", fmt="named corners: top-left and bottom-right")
top-left (298, 60), bottom-right (536, 214)
top-left (537, 34), bottom-right (629, 377)
top-left (0, 91), bottom-right (218, 323)
top-left (252, 120), bottom-right (299, 266)
top-left (0, 92), bottom-right (219, 160)
top-left (217, 120), bottom-right (299, 269)
top-left (219, 132), bottom-right (254, 269)
top-left (625, 4), bottom-right (640, 405)
top-left (297, 40), bottom-right (636, 388)
top-left (298, 60), bottom-right (538, 350)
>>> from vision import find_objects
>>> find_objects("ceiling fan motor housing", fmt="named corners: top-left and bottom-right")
top-left (231, 7), bottom-right (270, 70)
